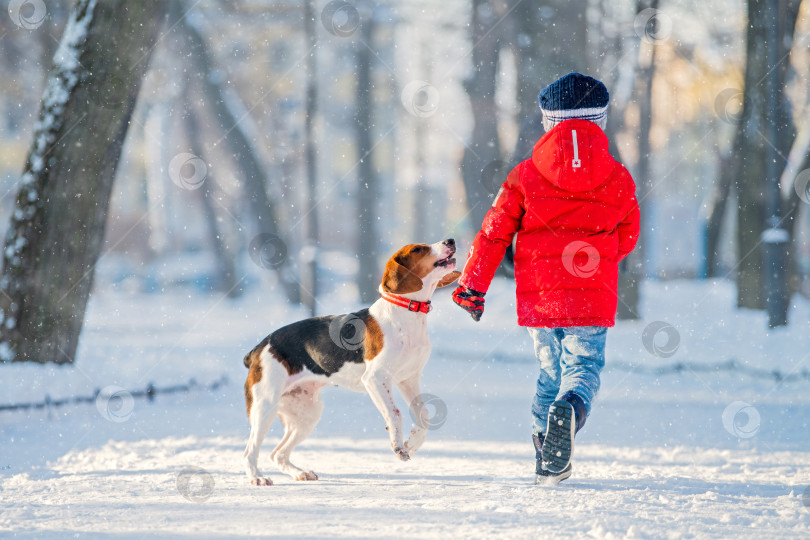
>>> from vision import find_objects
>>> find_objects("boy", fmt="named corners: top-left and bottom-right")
top-left (453, 73), bottom-right (640, 484)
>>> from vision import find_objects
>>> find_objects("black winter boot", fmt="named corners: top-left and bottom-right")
top-left (533, 432), bottom-right (572, 485)
top-left (540, 392), bottom-right (587, 475)
top-left (533, 433), bottom-right (544, 464)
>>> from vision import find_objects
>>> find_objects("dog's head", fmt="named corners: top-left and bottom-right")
top-left (381, 239), bottom-right (461, 295)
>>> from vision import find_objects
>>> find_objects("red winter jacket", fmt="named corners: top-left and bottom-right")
top-left (459, 119), bottom-right (640, 328)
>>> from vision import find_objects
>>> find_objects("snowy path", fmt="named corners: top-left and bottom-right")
top-left (2, 436), bottom-right (809, 539)
top-left (2, 278), bottom-right (810, 538)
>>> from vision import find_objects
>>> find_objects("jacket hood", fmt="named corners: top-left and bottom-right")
top-left (531, 119), bottom-right (616, 192)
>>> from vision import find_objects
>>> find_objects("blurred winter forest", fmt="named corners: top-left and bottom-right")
top-left (1, 0), bottom-right (810, 365)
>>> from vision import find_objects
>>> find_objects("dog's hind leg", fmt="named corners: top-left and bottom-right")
top-left (244, 399), bottom-right (278, 485)
top-left (243, 351), bottom-right (287, 486)
top-left (271, 383), bottom-right (324, 481)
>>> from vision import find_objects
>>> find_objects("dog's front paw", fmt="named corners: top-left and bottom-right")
top-left (294, 470), bottom-right (318, 481)
top-left (394, 446), bottom-right (411, 461)
top-left (250, 476), bottom-right (273, 486)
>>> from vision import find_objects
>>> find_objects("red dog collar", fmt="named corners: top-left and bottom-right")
top-left (380, 291), bottom-right (432, 313)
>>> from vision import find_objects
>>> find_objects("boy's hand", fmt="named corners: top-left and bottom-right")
top-left (452, 286), bottom-right (485, 321)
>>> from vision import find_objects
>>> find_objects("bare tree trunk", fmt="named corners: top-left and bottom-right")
top-left (185, 108), bottom-right (239, 297)
top-left (634, 9), bottom-right (655, 273)
top-left (460, 0), bottom-right (504, 232)
top-left (511, 0), bottom-right (589, 120)
top-left (616, 0), bottom-right (658, 319)
top-left (780, 107), bottom-right (810, 293)
top-left (302, 0), bottom-right (319, 316)
top-left (356, 17), bottom-right (379, 303)
top-left (735, 0), bottom-right (799, 310)
top-left (761, 0), bottom-right (801, 326)
top-left (509, 0), bottom-right (597, 167)
top-left (778, 2), bottom-right (804, 301)
top-left (0, 0), bottom-right (166, 364)
top-left (144, 103), bottom-right (171, 255)
top-left (778, 0), bottom-right (803, 300)
top-left (412, 36), bottom-right (431, 244)
top-left (705, 152), bottom-right (735, 277)
top-left (413, 124), bottom-right (429, 242)
top-left (175, 8), bottom-right (301, 304)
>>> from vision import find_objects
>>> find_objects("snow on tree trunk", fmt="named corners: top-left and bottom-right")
top-left (0, 0), bottom-right (167, 363)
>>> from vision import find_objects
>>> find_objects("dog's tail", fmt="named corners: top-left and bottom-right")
top-left (243, 343), bottom-right (262, 368)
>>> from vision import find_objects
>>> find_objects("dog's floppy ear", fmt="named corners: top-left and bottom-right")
top-left (437, 270), bottom-right (461, 288)
top-left (382, 258), bottom-right (423, 294)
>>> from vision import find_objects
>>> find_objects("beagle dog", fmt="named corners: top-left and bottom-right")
top-left (242, 239), bottom-right (460, 485)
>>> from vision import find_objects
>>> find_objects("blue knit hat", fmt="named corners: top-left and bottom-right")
top-left (538, 72), bottom-right (609, 128)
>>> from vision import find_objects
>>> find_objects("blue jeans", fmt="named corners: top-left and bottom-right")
top-left (527, 326), bottom-right (607, 437)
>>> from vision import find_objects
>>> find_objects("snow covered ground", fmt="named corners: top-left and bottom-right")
top-left (1, 275), bottom-right (810, 538)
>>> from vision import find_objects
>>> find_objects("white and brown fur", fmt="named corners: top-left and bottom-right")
top-left (242, 239), bottom-right (461, 485)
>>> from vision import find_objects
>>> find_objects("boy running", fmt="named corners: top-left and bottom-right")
top-left (453, 72), bottom-right (640, 484)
